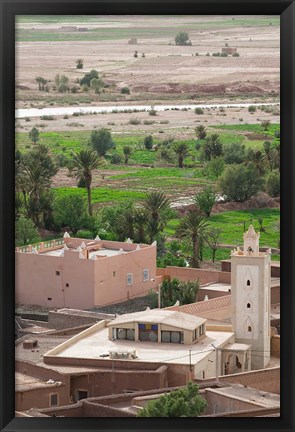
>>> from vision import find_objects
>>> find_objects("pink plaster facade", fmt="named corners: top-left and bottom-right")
top-left (15, 238), bottom-right (157, 309)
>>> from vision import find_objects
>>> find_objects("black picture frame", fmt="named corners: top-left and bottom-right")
top-left (1, 1), bottom-right (294, 431)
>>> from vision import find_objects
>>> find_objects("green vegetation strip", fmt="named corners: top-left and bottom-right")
top-left (53, 187), bottom-right (145, 203)
top-left (165, 209), bottom-right (280, 248)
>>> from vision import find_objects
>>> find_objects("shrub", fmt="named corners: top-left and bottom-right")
top-left (80, 69), bottom-right (99, 87)
top-left (221, 51), bottom-right (228, 57)
top-left (232, 52), bottom-right (240, 57)
top-left (110, 153), bottom-right (123, 164)
top-left (129, 118), bottom-right (141, 125)
top-left (121, 86), bottom-right (130, 94)
top-left (144, 135), bottom-right (153, 150)
top-left (40, 115), bottom-right (55, 121)
top-left (76, 58), bottom-right (84, 69)
top-left (223, 142), bottom-right (246, 164)
top-left (174, 31), bottom-right (190, 46)
top-left (248, 105), bottom-right (256, 113)
top-left (149, 106), bottom-right (157, 116)
top-left (265, 171), bottom-right (280, 197)
top-left (195, 107), bottom-right (204, 115)
top-left (218, 164), bottom-right (263, 202)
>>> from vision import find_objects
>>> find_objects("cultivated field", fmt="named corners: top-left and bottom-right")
top-left (16, 15), bottom-right (280, 110)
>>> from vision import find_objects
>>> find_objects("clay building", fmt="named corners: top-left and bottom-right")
top-left (15, 234), bottom-right (158, 309)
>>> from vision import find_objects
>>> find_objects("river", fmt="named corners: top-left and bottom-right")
top-left (15, 102), bottom-right (279, 119)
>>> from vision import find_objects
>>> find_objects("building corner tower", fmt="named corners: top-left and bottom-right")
top-left (231, 225), bottom-right (271, 370)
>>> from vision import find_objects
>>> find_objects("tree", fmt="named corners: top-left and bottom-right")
top-left (20, 146), bottom-right (57, 227)
top-left (15, 216), bottom-right (40, 247)
top-left (138, 381), bottom-right (207, 417)
top-left (175, 31), bottom-right (191, 46)
top-left (54, 74), bottom-right (69, 92)
top-left (144, 135), bottom-right (153, 150)
top-left (90, 77), bottom-right (104, 94)
top-left (194, 186), bottom-right (216, 217)
top-left (223, 142), bottom-right (246, 164)
top-left (202, 134), bottom-right (223, 161)
top-left (172, 142), bottom-right (190, 168)
top-left (53, 195), bottom-right (89, 235)
top-left (246, 149), bottom-right (266, 176)
top-left (35, 76), bottom-right (47, 91)
top-left (89, 128), bottom-right (115, 157)
top-left (176, 208), bottom-right (209, 268)
top-left (195, 125), bottom-right (207, 140)
top-left (203, 156), bottom-right (225, 179)
top-left (205, 227), bottom-right (222, 263)
top-left (68, 149), bottom-right (103, 216)
top-left (29, 127), bottom-right (39, 145)
top-left (261, 119), bottom-right (271, 131)
top-left (265, 171), bottom-right (280, 197)
top-left (218, 164), bottom-right (263, 202)
top-left (76, 58), bottom-right (84, 69)
top-left (140, 191), bottom-right (171, 243)
top-left (123, 145), bottom-right (132, 164)
top-left (80, 69), bottom-right (99, 87)
top-left (133, 208), bottom-right (148, 243)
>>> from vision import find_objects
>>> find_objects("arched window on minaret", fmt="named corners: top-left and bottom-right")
top-left (248, 325), bottom-right (252, 332)
top-left (247, 280), bottom-right (251, 286)
top-left (247, 302), bottom-right (251, 309)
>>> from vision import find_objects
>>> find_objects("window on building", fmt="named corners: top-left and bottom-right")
top-left (247, 280), bottom-right (251, 286)
top-left (113, 271), bottom-right (116, 277)
top-left (114, 328), bottom-right (135, 341)
top-left (56, 271), bottom-right (60, 276)
top-left (200, 324), bottom-right (204, 336)
top-left (143, 269), bottom-right (149, 282)
top-left (248, 325), bottom-right (252, 332)
top-left (139, 323), bottom-right (158, 342)
top-left (127, 273), bottom-right (133, 286)
top-left (66, 283), bottom-right (69, 287)
top-left (47, 297), bottom-right (52, 301)
top-left (247, 303), bottom-right (251, 308)
top-left (77, 390), bottom-right (88, 401)
top-left (50, 394), bottom-right (58, 407)
top-left (161, 330), bottom-right (183, 344)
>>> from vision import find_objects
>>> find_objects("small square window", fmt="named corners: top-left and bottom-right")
top-left (66, 283), bottom-right (69, 287)
top-left (127, 273), bottom-right (133, 286)
top-left (47, 297), bottom-right (52, 301)
top-left (56, 271), bottom-right (60, 276)
top-left (50, 394), bottom-right (58, 407)
top-left (143, 269), bottom-right (149, 282)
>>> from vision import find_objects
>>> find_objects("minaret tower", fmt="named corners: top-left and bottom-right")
top-left (231, 225), bottom-right (271, 370)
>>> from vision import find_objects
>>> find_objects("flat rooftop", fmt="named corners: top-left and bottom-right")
top-left (41, 247), bottom-right (129, 257)
top-left (48, 327), bottom-right (235, 366)
top-left (15, 372), bottom-right (59, 392)
top-left (212, 385), bottom-right (280, 409)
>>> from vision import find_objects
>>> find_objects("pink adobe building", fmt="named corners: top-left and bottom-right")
top-left (15, 234), bottom-right (158, 310)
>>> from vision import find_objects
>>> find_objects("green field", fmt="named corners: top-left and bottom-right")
top-left (16, 16), bottom-right (279, 42)
top-left (165, 209), bottom-right (280, 249)
top-left (53, 187), bottom-right (145, 204)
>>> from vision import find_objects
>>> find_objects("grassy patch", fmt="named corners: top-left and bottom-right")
top-left (165, 209), bottom-right (280, 248)
top-left (53, 187), bottom-right (145, 204)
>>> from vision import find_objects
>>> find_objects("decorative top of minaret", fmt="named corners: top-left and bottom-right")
top-left (243, 225), bottom-right (260, 255)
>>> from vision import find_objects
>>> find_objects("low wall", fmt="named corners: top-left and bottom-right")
top-left (196, 367), bottom-right (280, 394)
top-left (157, 266), bottom-right (231, 285)
top-left (221, 260), bottom-right (280, 277)
top-left (48, 309), bottom-right (115, 330)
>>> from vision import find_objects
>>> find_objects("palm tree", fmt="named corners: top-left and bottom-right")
top-left (123, 146), bottom-right (132, 164)
top-left (69, 149), bottom-right (103, 216)
top-left (172, 142), bottom-right (190, 168)
top-left (176, 208), bottom-right (209, 268)
top-left (203, 134), bottom-right (223, 160)
top-left (195, 125), bottom-right (207, 140)
top-left (140, 192), bottom-right (171, 242)
top-left (133, 208), bottom-right (148, 243)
